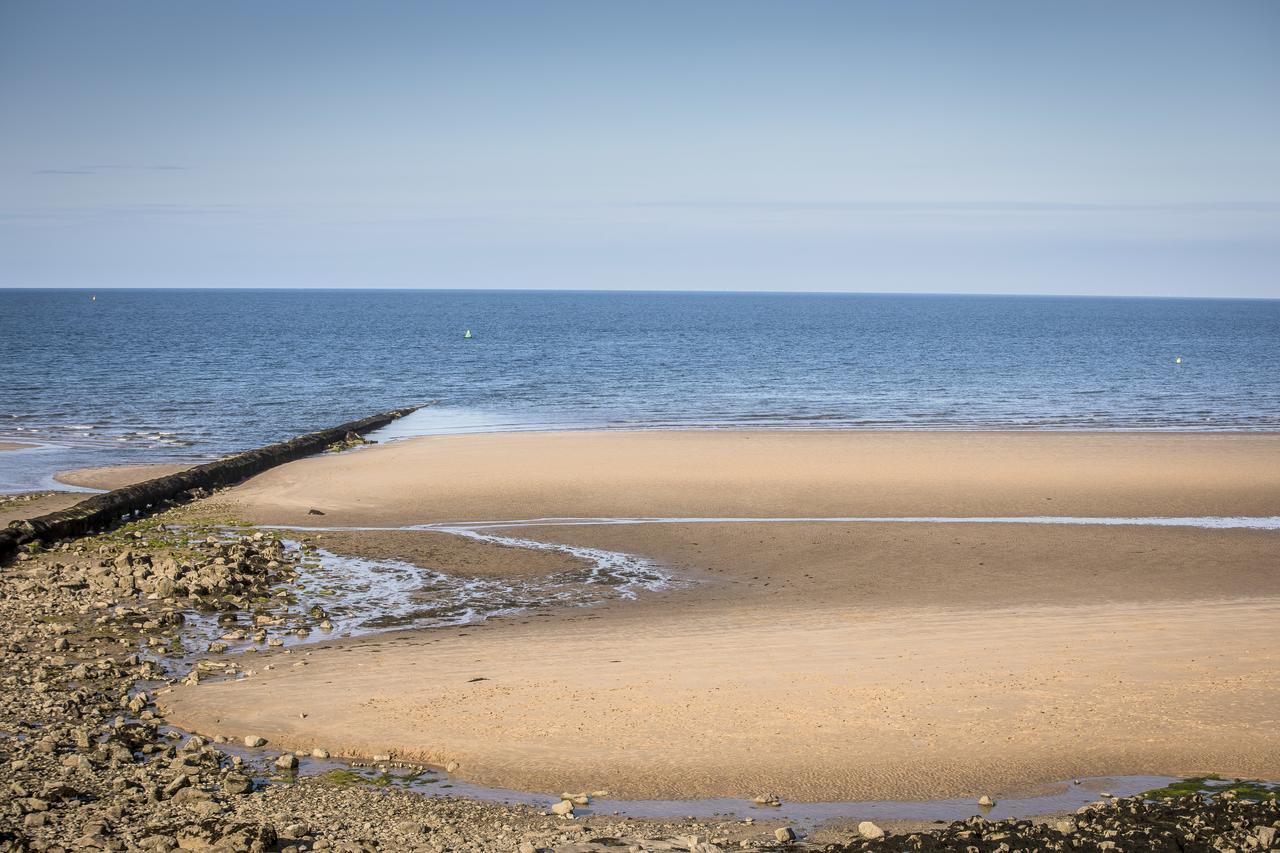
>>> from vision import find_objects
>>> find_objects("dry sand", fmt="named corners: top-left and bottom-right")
top-left (163, 431), bottom-right (1280, 801)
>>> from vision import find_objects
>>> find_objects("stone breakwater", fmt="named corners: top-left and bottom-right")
top-left (1, 501), bottom-right (1278, 851)
top-left (0, 405), bottom-right (419, 563)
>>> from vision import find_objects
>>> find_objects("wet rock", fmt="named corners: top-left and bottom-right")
top-left (162, 773), bottom-right (190, 797)
top-left (222, 773), bottom-right (253, 795)
top-left (176, 819), bottom-right (277, 852)
top-left (40, 782), bottom-right (83, 802)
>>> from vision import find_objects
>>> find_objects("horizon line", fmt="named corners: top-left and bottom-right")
top-left (0, 286), bottom-right (1277, 302)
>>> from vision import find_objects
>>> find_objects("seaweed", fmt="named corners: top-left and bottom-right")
top-left (319, 769), bottom-right (365, 787)
top-left (1141, 775), bottom-right (1280, 801)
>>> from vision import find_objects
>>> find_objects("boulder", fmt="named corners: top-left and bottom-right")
top-left (222, 773), bottom-right (253, 795)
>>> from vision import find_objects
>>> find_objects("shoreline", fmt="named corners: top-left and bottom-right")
top-left (159, 430), bottom-right (1280, 802)
top-left (5, 423), bottom-right (1280, 495)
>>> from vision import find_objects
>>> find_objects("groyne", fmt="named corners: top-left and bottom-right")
top-left (0, 405), bottom-right (419, 563)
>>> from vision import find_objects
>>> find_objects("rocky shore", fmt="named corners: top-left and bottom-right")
top-left (826, 796), bottom-right (1280, 851)
top-left (0, 503), bottom-right (778, 851)
top-left (1, 496), bottom-right (1278, 852)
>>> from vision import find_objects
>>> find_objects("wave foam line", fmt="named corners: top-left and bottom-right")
top-left (273, 515), bottom-right (1280, 532)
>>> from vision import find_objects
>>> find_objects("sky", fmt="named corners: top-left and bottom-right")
top-left (1, 0), bottom-right (1278, 296)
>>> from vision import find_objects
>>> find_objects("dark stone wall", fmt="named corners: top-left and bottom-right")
top-left (0, 406), bottom-right (419, 563)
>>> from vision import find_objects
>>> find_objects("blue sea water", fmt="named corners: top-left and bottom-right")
top-left (2, 289), bottom-right (1278, 493)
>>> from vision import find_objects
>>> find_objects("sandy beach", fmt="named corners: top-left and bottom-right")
top-left (161, 431), bottom-right (1280, 801)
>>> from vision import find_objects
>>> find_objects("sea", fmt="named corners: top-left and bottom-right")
top-left (2, 288), bottom-right (1279, 493)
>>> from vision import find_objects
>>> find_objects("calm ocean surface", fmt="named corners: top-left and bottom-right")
top-left (2, 289), bottom-right (1278, 492)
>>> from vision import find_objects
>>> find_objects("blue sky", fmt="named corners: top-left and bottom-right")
top-left (2, 1), bottom-right (1278, 295)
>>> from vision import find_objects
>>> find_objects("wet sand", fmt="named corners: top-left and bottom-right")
top-left (162, 431), bottom-right (1280, 801)
top-left (54, 462), bottom-right (193, 491)
top-left (219, 430), bottom-right (1280, 523)
top-left (0, 463), bottom-right (197, 526)
top-left (0, 441), bottom-right (36, 452)
top-left (312, 529), bottom-right (587, 578)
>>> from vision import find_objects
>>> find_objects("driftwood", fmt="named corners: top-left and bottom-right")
top-left (0, 405), bottom-right (419, 563)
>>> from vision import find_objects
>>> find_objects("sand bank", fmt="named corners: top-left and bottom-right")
top-left (54, 462), bottom-right (193, 491)
top-left (1, 463), bottom-right (198, 526)
top-left (223, 430), bottom-right (1280, 524)
top-left (0, 441), bottom-right (36, 452)
top-left (163, 431), bottom-right (1280, 800)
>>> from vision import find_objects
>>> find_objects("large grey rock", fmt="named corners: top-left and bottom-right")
top-left (222, 773), bottom-right (253, 795)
